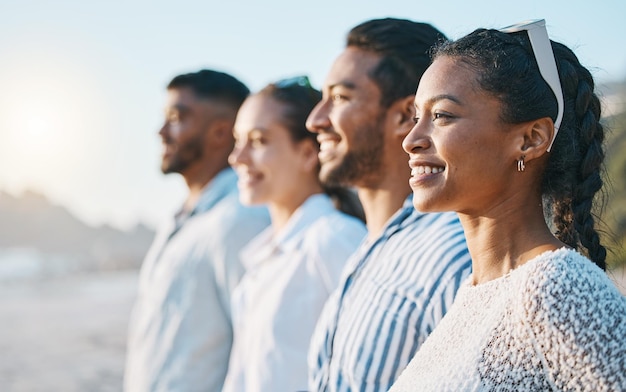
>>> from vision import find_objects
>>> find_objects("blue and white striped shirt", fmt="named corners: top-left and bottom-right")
top-left (308, 198), bottom-right (472, 392)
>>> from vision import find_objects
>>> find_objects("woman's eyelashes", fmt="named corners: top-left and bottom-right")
top-left (247, 130), bottom-right (268, 148)
top-left (413, 111), bottom-right (454, 124)
top-left (433, 112), bottom-right (455, 123)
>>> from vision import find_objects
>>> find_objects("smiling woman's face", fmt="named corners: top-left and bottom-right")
top-left (229, 94), bottom-right (314, 207)
top-left (403, 56), bottom-right (522, 215)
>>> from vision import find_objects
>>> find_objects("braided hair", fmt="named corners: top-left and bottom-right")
top-left (434, 28), bottom-right (607, 269)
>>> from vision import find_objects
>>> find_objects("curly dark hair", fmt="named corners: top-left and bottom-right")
top-left (347, 18), bottom-right (447, 108)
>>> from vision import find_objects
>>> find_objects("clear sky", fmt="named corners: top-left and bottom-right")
top-left (1, 0), bottom-right (625, 231)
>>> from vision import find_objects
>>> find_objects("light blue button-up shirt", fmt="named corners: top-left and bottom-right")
top-left (124, 168), bottom-right (270, 392)
top-left (308, 198), bottom-right (472, 392)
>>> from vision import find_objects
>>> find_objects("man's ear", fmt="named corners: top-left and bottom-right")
top-left (515, 117), bottom-right (554, 163)
top-left (391, 95), bottom-right (416, 138)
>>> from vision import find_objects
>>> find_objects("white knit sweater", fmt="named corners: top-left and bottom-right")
top-left (389, 248), bottom-right (626, 392)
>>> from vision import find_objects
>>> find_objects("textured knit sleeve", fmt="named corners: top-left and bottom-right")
top-left (523, 252), bottom-right (626, 391)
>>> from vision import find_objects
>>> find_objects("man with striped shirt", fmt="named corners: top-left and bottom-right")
top-left (305, 18), bottom-right (472, 391)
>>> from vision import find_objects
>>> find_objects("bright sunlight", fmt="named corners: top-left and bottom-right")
top-left (0, 51), bottom-right (97, 196)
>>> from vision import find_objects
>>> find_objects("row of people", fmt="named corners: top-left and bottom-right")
top-left (124, 16), bottom-right (626, 392)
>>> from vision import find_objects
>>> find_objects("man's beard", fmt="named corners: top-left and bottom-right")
top-left (161, 133), bottom-right (204, 174)
top-left (320, 117), bottom-right (385, 188)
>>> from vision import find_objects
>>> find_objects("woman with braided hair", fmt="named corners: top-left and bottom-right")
top-left (391, 20), bottom-right (626, 391)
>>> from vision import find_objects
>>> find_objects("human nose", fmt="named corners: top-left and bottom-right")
top-left (158, 122), bottom-right (169, 139)
top-left (228, 143), bottom-right (247, 167)
top-left (402, 120), bottom-right (431, 154)
top-left (306, 100), bottom-right (330, 134)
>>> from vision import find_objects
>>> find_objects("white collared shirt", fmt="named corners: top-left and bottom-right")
top-left (223, 193), bottom-right (367, 392)
top-left (124, 168), bottom-right (270, 392)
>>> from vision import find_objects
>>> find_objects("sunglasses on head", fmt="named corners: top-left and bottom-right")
top-left (274, 75), bottom-right (312, 89)
top-left (500, 19), bottom-right (564, 152)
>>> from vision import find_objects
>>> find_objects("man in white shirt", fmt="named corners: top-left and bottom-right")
top-left (124, 69), bottom-right (270, 392)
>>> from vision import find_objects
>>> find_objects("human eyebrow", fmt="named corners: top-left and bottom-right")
top-left (249, 128), bottom-right (268, 137)
top-left (327, 81), bottom-right (357, 92)
top-left (415, 94), bottom-right (463, 110)
top-left (172, 104), bottom-right (191, 114)
top-left (165, 104), bottom-right (188, 117)
top-left (427, 94), bottom-right (462, 106)
top-left (239, 128), bottom-right (270, 141)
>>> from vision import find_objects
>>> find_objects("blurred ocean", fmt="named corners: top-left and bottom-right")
top-left (0, 250), bottom-right (138, 392)
top-left (0, 248), bottom-right (83, 281)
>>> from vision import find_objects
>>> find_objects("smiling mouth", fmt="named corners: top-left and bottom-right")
top-left (411, 165), bottom-right (445, 175)
top-left (318, 138), bottom-right (340, 164)
top-left (236, 170), bottom-right (263, 185)
top-left (319, 138), bottom-right (338, 152)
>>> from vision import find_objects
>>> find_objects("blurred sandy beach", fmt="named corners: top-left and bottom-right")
top-left (0, 271), bottom-right (138, 392)
top-left (0, 266), bottom-right (623, 392)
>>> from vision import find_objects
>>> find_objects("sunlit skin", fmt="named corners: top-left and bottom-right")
top-left (306, 47), bottom-right (415, 237)
top-left (159, 90), bottom-right (205, 175)
top-left (229, 94), bottom-right (322, 232)
top-left (306, 48), bottom-right (387, 189)
top-left (159, 87), bottom-right (235, 211)
top-left (403, 56), bottom-right (565, 284)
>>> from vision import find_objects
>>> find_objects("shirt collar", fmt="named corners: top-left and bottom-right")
top-left (241, 193), bottom-right (335, 269)
top-left (384, 195), bottom-right (422, 233)
top-left (275, 193), bottom-right (334, 253)
top-left (185, 167), bottom-right (237, 217)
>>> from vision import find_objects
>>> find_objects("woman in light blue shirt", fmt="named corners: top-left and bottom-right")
top-left (222, 76), bottom-right (367, 392)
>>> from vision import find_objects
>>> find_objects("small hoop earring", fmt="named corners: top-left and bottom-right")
top-left (517, 155), bottom-right (526, 172)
